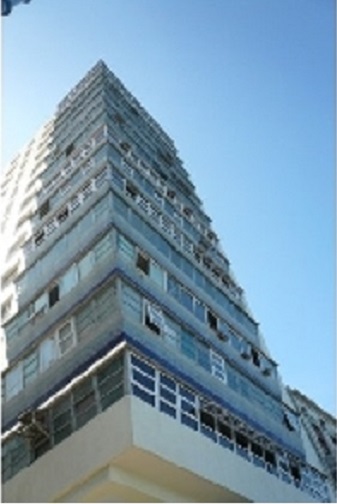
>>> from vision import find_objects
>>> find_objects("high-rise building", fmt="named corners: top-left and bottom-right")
top-left (0, 61), bottom-right (332, 502)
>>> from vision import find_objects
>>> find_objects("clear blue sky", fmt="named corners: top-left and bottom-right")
top-left (1, 0), bottom-right (335, 415)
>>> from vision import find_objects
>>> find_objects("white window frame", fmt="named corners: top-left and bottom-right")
top-left (56, 318), bottom-right (76, 356)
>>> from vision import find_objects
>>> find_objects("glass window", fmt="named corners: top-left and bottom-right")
top-left (5, 362), bottom-right (23, 400)
top-left (194, 299), bottom-right (205, 322)
top-left (59, 265), bottom-right (78, 297)
top-left (171, 248), bottom-right (181, 269)
top-left (145, 302), bottom-right (164, 335)
top-left (95, 283), bottom-right (117, 322)
top-left (58, 321), bottom-right (75, 355)
top-left (97, 354), bottom-right (124, 410)
top-left (34, 292), bottom-right (48, 314)
top-left (73, 377), bottom-right (97, 429)
top-left (23, 350), bottom-right (39, 386)
top-left (113, 194), bottom-right (128, 218)
top-left (180, 288), bottom-right (193, 312)
top-left (75, 301), bottom-right (94, 338)
top-left (94, 233), bottom-right (112, 262)
top-left (197, 340), bottom-right (211, 371)
top-left (181, 256), bottom-right (194, 278)
top-left (167, 275), bottom-right (180, 299)
top-left (39, 337), bottom-right (56, 372)
top-left (121, 283), bottom-right (142, 322)
top-left (78, 251), bottom-right (95, 280)
top-left (117, 233), bottom-right (135, 262)
top-left (162, 318), bottom-right (180, 348)
top-left (52, 395), bottom-right (72, 445)
top-left (180, 329), bottom-right (196, 360)
top-left (210, 350), bottom-right (226, 382)
top-left (150, 260), bottom-right (164, 289)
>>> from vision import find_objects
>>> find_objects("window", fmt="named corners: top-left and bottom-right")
top-left (95, 283), bottom-right (116, 322)
top-left (194, 299), bottom-right (205, 322)
top-left (39, 337), bottom-right (56, 372)
top-left (23, 350), bottom-right (39, 386)
top-left (150, 260), bottom-right (165, 289)
top-left (180, 330), bottom-right (196, 360)
top-left (144, 302), bottom-right (163, 335)
top-left (34, 230), bottom-right (45, 246)
top-left (117, 234), bottom-right (135, 263)
top-left (57, 321), bottom-right (75, 355)
top-left (251, 348), bottom-right (260, 367)
top-left (59, 265), bottom-right (78, 297)
top-left (235, 432), bottom-right (248, 449)
top-left (210, 350), bottom-right (226, 382)
top-left (94, 233), bottom-right (111, 262)
top-left (162, 318), bottom-right (180, 348)
top-left (65, 143), bottom-right (74, 157)
top-left (39, 200), bottom-right (50, 219)
top-left (48, 284), bottom-right (59, 308)
top-left (73, 377), bottom-right (97, 429)
top-left (78, 251), bottom-right (95, 279)
top-left (180, 288), bottom-right (193, 312)
top-left (121, 283), bottom-right (142, 322)
top-left (251, 442), bottom-right (264, 458)
top-left (97, 355), bottom-right (124, 410)
top-left (265, 450), bottom-right (276, 466)
top-left (5, 363), bottom-right (23, 400)
top-left (57, 207), bottom-right (69, 224)
top-left (75, 301), bottom-right (94, 339)
top-left (35, 292), bottom-right (48, 315)
top-left (207, 310), bottom-right (218, 331)
top-left (136, 251), bottom-right (150, 275)
top-left (52, 396), bottom-right (72, 445)
top-left (197, 340), bottom-right (211, 371)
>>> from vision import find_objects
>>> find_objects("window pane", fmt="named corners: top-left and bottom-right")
top-left (150, 260), bottom-right (164, 288)
top-left (59, 265), bottom-right (78, 297)
top-left (5, 363), bottom-right (23, 400)
top-left (78, 251), bottom-right (94, 280)
top-left (39, 337), bottom-right (56, 372)
top-left (23, 350), bottom-right (39, 385)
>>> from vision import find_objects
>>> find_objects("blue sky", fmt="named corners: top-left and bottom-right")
top-left (1, 0), bottom-right (335, 415)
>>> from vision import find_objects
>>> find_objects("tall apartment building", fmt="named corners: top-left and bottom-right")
top-left (1, 61), bottom-right (333, 502)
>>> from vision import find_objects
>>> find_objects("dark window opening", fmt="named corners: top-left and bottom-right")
top-left (39, 200), bottom-right (50, 219)
top-left (235, 432), bottom-right (248, 449)
top-left (218, 421), bottom-right (232, 440)
top-left (120, 141), bottom-right (131, 153)
top-left (114, 113), bottom-right (125, 125)
top-left (34, 230), bottom-right (45, 246)
top-left (136, 252), bottom-right (150, 275)
top-left (200, 410), bottom-right (215, 431)
top-left (265, 450), bottom-right (276, 466)
top-left (65, 143), bottom-right (74, 157)
top-left (167, 189), bottom-right (176, 200)
top-left (126, 182), bottom-right (138, 200)
top-left (251, 348), bottom-right (260, 367)
top-left (251, 442), bottom-right (263, 458)
top-left (48, 285), bottom-right (59, 308)
top-left (283, 413), bottom-right (295, 431)
top-left (207, 310), bottom-right (218, 331)
top-left (290, 464), bottom-right (301, 481)
top-left (57, 207), bottom-right (69, 224)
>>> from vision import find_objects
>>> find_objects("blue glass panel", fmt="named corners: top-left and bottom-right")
top-left (181, 413), bottom-right (198, 431)
top-left (132, 384), bottom-right (155, 406)
top-left (160, 401), bottom-right (176, 418)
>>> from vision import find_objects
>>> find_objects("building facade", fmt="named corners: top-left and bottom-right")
top-left (287, 388), bottom-right (336, 500)
top-left (0, 61), bottom-right (333, 502)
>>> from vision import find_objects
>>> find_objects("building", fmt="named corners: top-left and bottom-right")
top-left (0, 61), bottom-right (333, 502)
top-left (287, 388), bottom-right (336, 500)
top-left (1, 0), bottom-right (31, 17)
